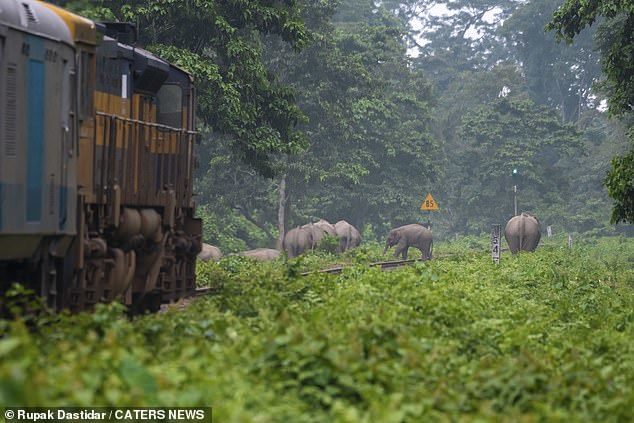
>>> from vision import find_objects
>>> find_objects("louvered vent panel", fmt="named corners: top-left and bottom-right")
top-left (21, 3), bottom-right (38, 24)
top-left (4, 66), bottom-right (17, 157)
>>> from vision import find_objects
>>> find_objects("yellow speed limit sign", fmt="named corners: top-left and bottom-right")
top-left (420, 193), bottom-right (439, 211)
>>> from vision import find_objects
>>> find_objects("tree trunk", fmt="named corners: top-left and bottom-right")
top-left (277, 174), bottom-right (287, 250)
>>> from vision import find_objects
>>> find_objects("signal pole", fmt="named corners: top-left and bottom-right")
top-left (512, 168), bottom-right (519, 216)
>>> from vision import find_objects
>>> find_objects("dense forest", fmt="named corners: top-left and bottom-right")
top-left (56, 0), bottom-right (634, 251)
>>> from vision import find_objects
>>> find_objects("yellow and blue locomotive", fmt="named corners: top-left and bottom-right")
top-left (0, 0), bottom-right (201, 311)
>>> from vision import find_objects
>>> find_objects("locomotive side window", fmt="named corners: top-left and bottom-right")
top-left (78, 50), bottom-right (94, 120)
top-left (156, 84), bottom-right (182, 128)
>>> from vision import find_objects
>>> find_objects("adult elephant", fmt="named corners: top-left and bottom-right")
top-left (384, 224), bottom-right (433, 260)
top-left (283, 227), bottom-right (313, 258)
top-left (504, 213), bottom-right (541, 254)
top-left (314, 219), bottom-right (337, 237)
top-left (197, 244), bottom-right (222, 262)
top-left (334, 220), bottom-right (362, 252)
top-left (302, 219), bottom-right (336, 249)
top-left (239, 248), bottom-right (281, 261)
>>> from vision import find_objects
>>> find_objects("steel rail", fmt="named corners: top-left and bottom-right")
top-left (301, 257), bottom-right (428, 276)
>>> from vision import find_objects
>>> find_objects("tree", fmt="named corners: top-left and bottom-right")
top-left (452, 96), bottom-right (584, 233)
top-left (502, 0), bottom-right (601, 123)
top-left (383, 0), bottom-right (523, 85)
top-left (276, 2), bottom-right (440, 233)
top-left (54, 0), bottom-right (310, 176)
top-left (548, 0), bottom-right (634, 223)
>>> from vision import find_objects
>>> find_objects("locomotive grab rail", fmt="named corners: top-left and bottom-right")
top-left (95, 111), bottom-right (198, 135)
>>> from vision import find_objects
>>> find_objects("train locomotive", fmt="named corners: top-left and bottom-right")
top-left (0, 0), bottom-right (202, 312)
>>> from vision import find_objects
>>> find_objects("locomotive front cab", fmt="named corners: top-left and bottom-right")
top-left (87, 30), bottom-right (201, 310)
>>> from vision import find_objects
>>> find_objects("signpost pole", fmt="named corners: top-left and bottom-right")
top-left (491, 224), bottom-right (501, 264)
top-left (513, 185), bottom-right (518, 216)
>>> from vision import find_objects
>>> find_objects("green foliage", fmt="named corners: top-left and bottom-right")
top-left (197, 205), bottom-right (275, 253)
top-left (388, 0), bottom-right (522, 77)
top-left (450, 96), bottom-right (584, 233)
top-left (549, 0), bottom-right (634, 117)
top-left (54, 0), bottom-right (310, 176)
top-left (605, 142), bottom-right (634, 223)
top-left (272, 1), bottom-right (440, 229)
top-left (503, 0), bottom-right (601, 123)
top-left (1, 238), bottom-right (633, 420)
top-left (548, 0), bottom-right (634, 224)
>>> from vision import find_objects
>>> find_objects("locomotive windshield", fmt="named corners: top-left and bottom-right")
top-left (156, 83), bottom-right (182, 128)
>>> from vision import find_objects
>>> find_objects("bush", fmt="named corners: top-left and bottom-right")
top-left (1, 237), bottom-right (632, 421)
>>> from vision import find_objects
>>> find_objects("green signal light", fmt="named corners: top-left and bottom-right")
top-left (512, 168), bottom-right (518, 175)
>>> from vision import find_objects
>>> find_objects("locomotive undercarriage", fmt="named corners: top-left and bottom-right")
top-left (1, 203), bottom-right (201, 313)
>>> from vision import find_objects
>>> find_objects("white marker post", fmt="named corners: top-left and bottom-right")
top-left (568, 234), bottom-right (573, 249)
top-left (547, 226), bottom-right (552, 237)
top-left (491, 224), bottom-right (501, 264)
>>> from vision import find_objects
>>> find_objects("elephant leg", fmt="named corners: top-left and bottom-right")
top-left (402, 246), bottom-right (409, 260)
top-left (394, 239), bottom-right (406, 259)
top-left (421, 242), bottom-right (431, 260)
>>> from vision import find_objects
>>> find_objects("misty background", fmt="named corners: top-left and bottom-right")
top-left (56, 0), bottom-right (634, 250)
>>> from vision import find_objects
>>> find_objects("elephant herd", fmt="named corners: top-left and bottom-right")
top-left (283, 219), bottom-right (362, 258)
top-left (198, 219), bottom-right (363, 262)
top-left (197, 212), bottom-right (542, 263)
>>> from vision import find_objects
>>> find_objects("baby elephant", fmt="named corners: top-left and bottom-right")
top-left (384, 224), bottom-right (433, 260)
top-left (504, 212), bottom-right (541, 254)
top-left (239, 248), bottom-right (281, 261)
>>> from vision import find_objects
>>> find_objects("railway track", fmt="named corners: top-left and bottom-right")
top-left (194, 287), bottom-right (217, 297)
top-left (180, 260), bottom-right (428, 309)
top-left (191, 242), bottom-right (562, 297)
top-left (158, 286), bottom-right (219, 312)
top-left (301, 258), bottom-right (428, 276)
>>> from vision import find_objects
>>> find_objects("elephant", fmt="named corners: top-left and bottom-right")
top-left (302, 219), bottom-right (336, 249)
top-left (239, 248), bottom-right (281, 261)
top-left (314, 219), bottom-right (337, 237)
top-left (334, 220), bottom-right (362, 252)
top-left (283, 227), bottom-right (314, 258)
top-left (384, 224), bottom-right (433, 260)
top-left (197, 243), bottom-right (222, 262)
top-left (504, 212), bottom-right (541, 254)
